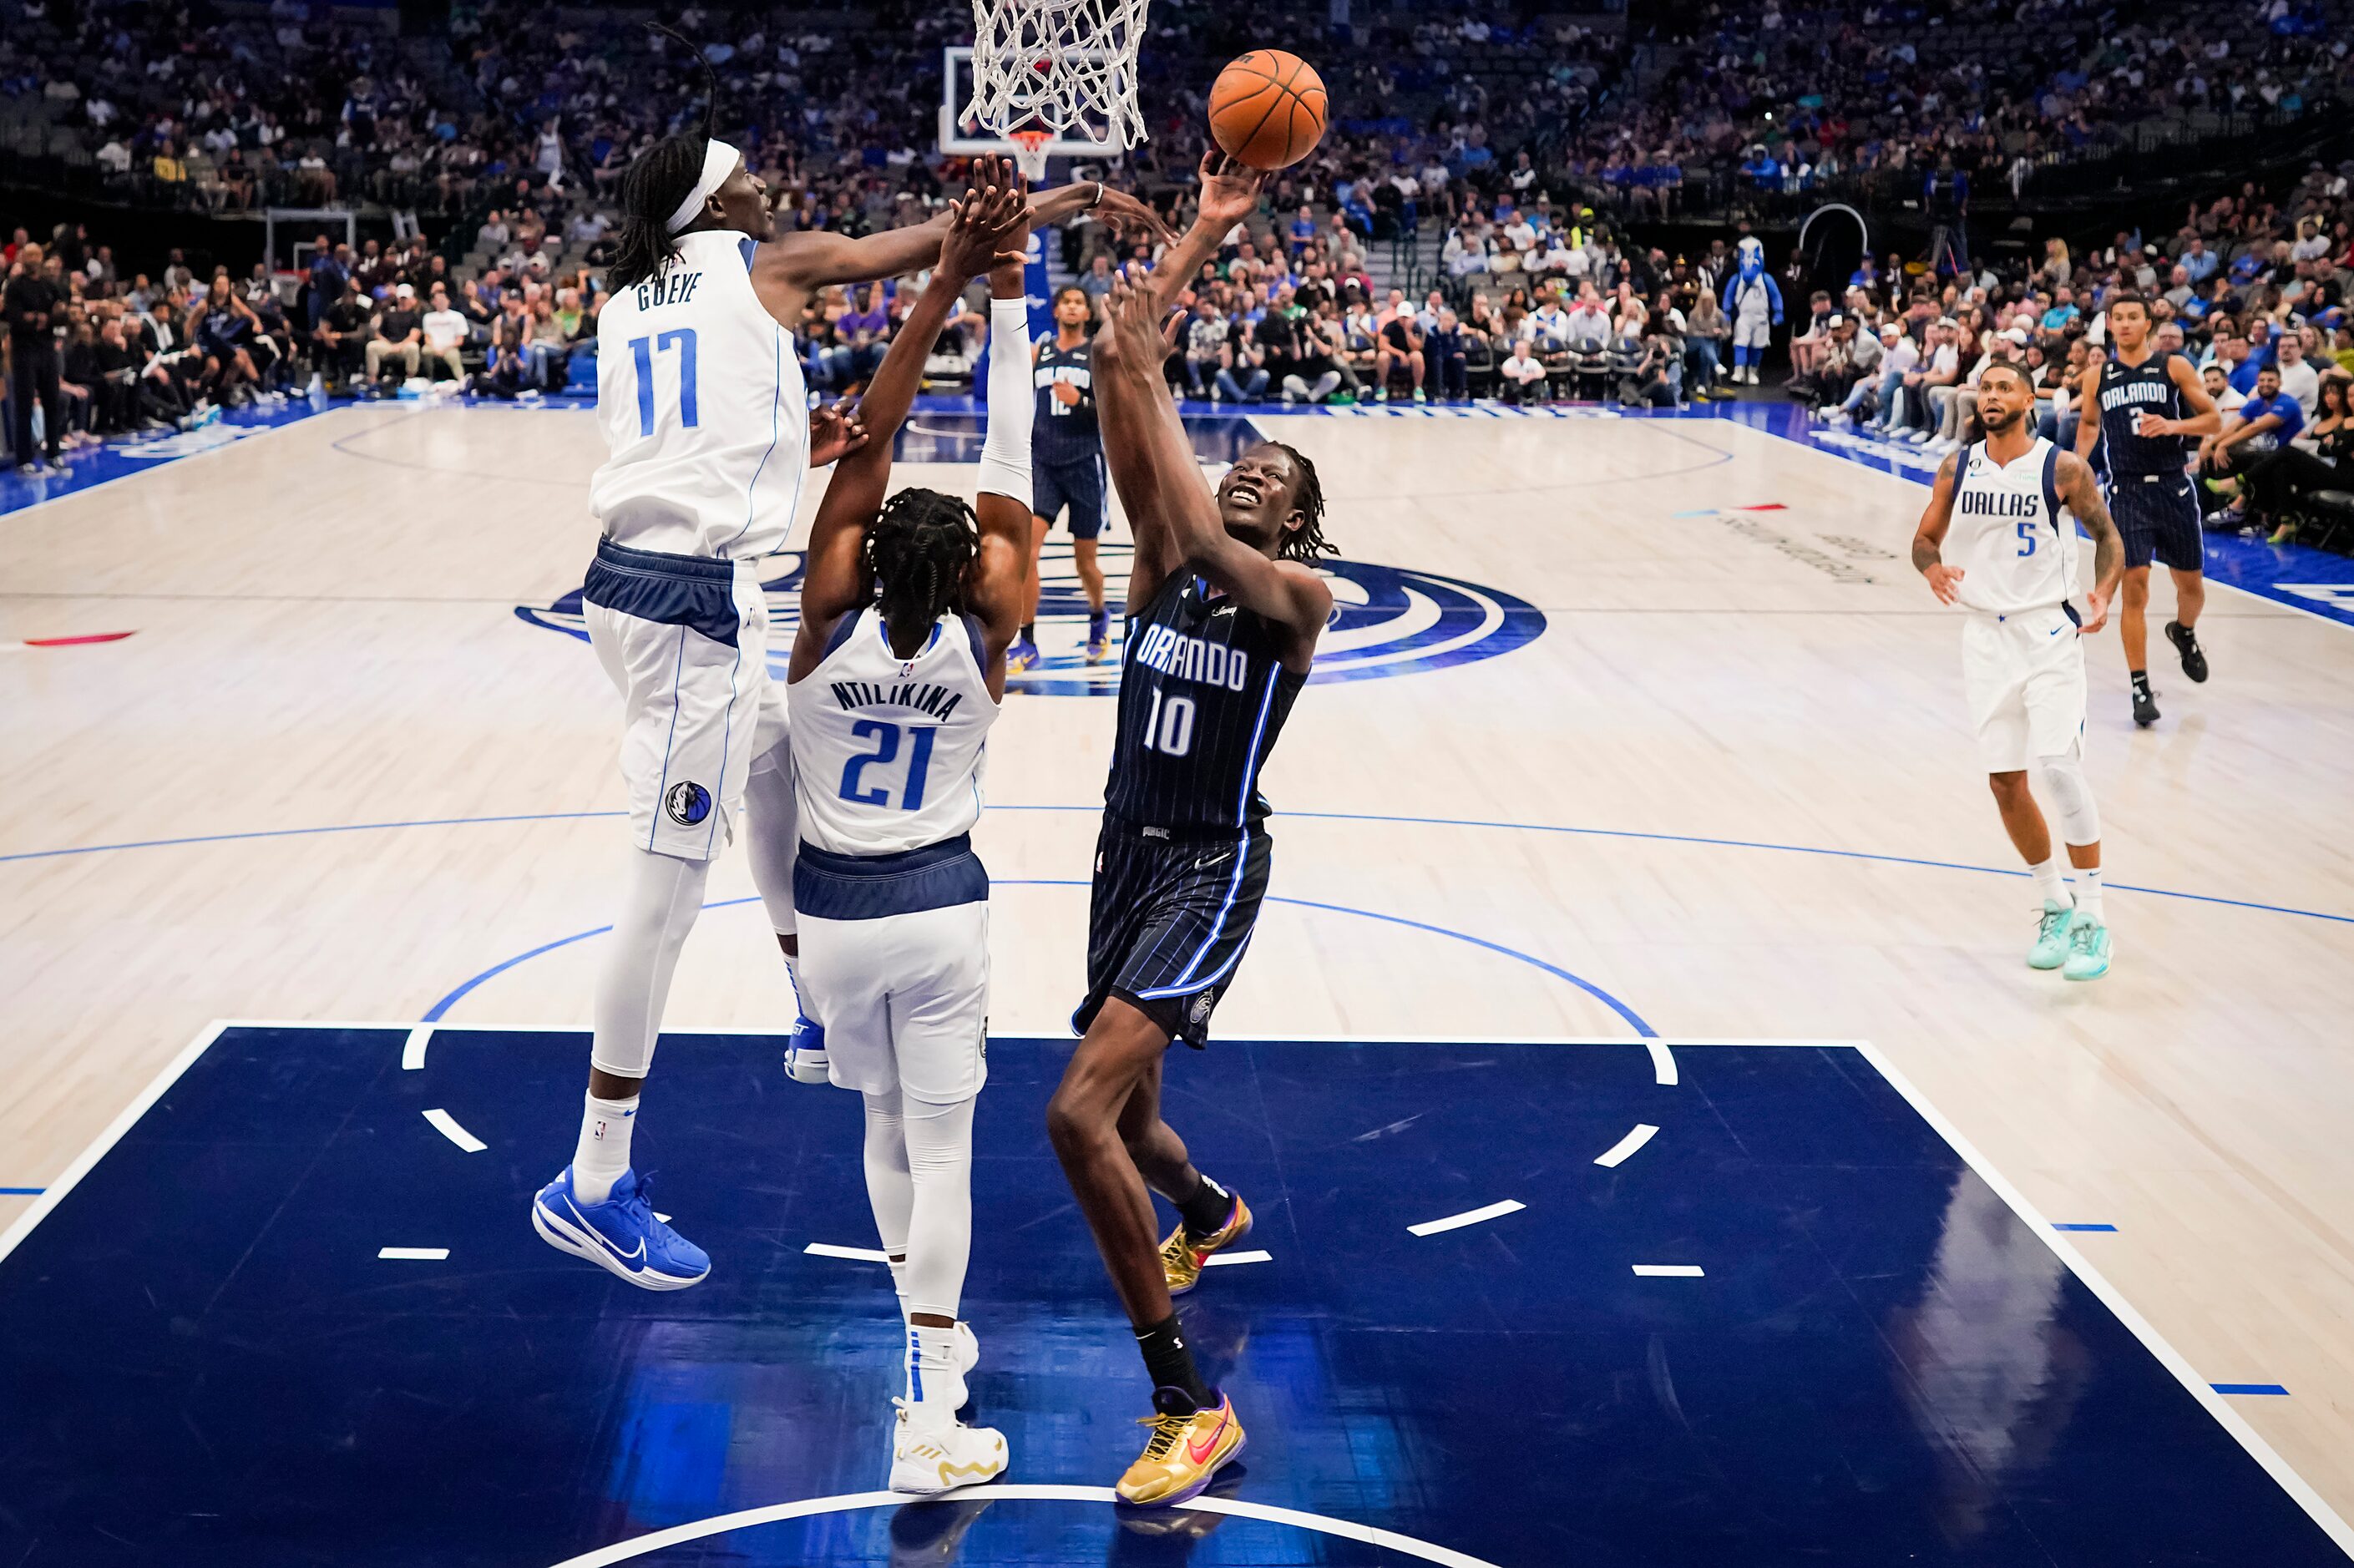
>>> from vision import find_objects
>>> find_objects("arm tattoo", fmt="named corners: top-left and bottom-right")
top-left (2061, 455), bottom-right (2122, 586)
top-left (1911, 452), bottom-right (1960, 573)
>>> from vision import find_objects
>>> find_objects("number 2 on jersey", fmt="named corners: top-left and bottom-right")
top-left (838, 720), bottom-right (937, 812)
top-left (628, 328), bottom-right (699, 437)
top-left (1142, 689), bottom-right (1195, 757)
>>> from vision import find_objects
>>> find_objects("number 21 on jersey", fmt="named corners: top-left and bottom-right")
top-left (838, 719), bottom-right (936, 811)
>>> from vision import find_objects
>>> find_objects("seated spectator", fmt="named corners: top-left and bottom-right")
top-left (1375, 306), bottom-right (1425, 403)
top-left (2202, 364), bottom-right (2306, 523)
top-left (367, 283), bottom-right (424, 387)
top-left (1498, 339), bottom-right (1549, 404)
top-left (1425, 307), bottom-right (1469, 401)
top-left (421, 286), bottom-right (469, 382)
top-left (314, 279), bottom-right (371, 388)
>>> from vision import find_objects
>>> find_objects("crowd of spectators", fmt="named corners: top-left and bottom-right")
top-left (1790, 163), bottom-right (2354, 541)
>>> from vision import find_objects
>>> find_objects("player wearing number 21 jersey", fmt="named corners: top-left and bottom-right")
top-left (1044, 153), bottom-right (1337, 1510)
top-left (1913, 360), bottom-right (2124, 984)
top-left (784, 172), bottom-right (1035, 1497)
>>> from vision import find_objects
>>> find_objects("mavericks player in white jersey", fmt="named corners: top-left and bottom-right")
top-left (787, 172), bottom-right (1035, 1492)
top-left (1912, 361), bottom-right (2125, 980)
top-left (533, 115), bottom-right (1166, 1292)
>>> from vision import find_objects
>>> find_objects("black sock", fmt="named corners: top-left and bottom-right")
top-left (1021, 621), bottom-right (1035, 641)
top-left (1134, 1313), bottom-right (1213, 1411)
top-left (1176, 1172), bottom-right (1233, 1239)
top-left (2130, 669), bottom-right (2149, 688)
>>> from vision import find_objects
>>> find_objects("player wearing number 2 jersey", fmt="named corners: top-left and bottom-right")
top-left (1914, 360), bottom-right (2124, 982)
top-left (1045, 154), bottom-right (1335, 1509)
top-left (786, 169), bottom-right (1035, 1496)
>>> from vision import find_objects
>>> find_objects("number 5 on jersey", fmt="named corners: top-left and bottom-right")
top-left (628, 328), bottom-right (699, 437)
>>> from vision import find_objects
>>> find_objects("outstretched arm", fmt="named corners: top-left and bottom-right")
top-left (1142, 152), bottom-right (1268, 316)
top-left (1096, 271), bottom-right (1331, 663)
top-left (1911, 448), bottom-right (1965, 605)
top-left (967, 219), bottom-right (1037, 697)
top-left (790, 167), bottom-right (1029, 681)
top-left (2053, 448), bottom-right (2122, 633)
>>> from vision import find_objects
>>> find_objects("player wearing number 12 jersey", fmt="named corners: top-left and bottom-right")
top-left (1913, 360), bottom-right (2124, 981)
top-left (1045, 154), bottom-right (1334, 1508)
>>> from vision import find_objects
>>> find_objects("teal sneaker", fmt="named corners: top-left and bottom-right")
top-left (2027, 901), bottom-right (2076, 970)
top-left (2062, 918), bottom-right (2112, 982)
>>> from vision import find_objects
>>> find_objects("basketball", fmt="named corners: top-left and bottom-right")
top-left (1207, 50), bottom-right (1328, 170)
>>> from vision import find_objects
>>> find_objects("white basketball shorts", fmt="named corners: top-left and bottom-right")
top-left (1734, 308), bottom-right (1774, 350)
top-left (792, 837), bottom-right (990, 1105)
top-left (1961, 605), bottom-right (2087, 773)
top-left (582, 538), bottom-right (786, 861)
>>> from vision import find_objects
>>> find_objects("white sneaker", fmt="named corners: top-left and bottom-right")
top-left (1906, 428), bottom-right (1934, 444)
top-left (889, 1405), bottom-right (1008, 1495)
top-left (1928, 437), bottom-right (1959, 455)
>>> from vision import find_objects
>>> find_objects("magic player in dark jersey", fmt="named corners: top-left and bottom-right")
top-left (1042, 154), bottom-right (1333, 1509)
top-left (1013, 285), bottom-right (1114, 670)
top-left (2073, 292), bottom-right (2221, 727)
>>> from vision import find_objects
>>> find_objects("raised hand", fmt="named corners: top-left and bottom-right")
top-left (942, 157), bottom-right (1032, 279)
top-left (1193, 150), bottom-right (1268, 232)
top-left (1102, 265), bottom-right (1170, 365)
top-left (1090, 185), bottom-right (1177, 245)
top-left (807, 397), bottom-right (868, 468)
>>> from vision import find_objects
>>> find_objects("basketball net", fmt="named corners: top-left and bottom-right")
top-left (1008, 129), bottom-right (1052, 184)
top-left (965, 0), bottom-right (1148, 155)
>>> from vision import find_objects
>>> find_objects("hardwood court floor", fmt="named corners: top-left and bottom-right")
top-left (2, 401), bottom-right (2350, 1525)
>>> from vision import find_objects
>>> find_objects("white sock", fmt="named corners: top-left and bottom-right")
top-left (2027, 857), bottom-right (2069, 909)
top-left (784, 953), bottom-right (806, 1020)
top-left (905, 1323), bottom-right (968, 1415)
top-left (573, 1091), bottom-right (638, 1204)
top-left (2073, 866), bottom-right (2105, 925)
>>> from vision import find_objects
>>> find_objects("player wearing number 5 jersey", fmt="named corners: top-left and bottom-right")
top-left (1914, 361), bottom-right (2124, 982)
top-left (534, 86), bottom-right (1168, 1297)
top-left (1045, 154), bottom-right (1335, 1508)
top-left (786, 168), bottom-right (1036, 1496)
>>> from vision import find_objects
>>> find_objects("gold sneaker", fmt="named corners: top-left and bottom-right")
top-left (1158, 1192), bottom-right (1253, 1296)
top-left (1115, 1393), bottom-right (1245, 1505)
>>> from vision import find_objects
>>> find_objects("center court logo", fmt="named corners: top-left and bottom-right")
top-left (516, 540), bottom-right (1545, 696)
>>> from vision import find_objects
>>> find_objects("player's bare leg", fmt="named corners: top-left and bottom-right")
top-left (2164, 565), bottom-right (2210, 685)
top-left (1113, 1050), bottom-right (1252, 1292)
top-left (1010, 514), bottom-right (1049, 670)
top-left (1046, 998), bottom-right (1246, 1503)
top-left (2120, 565), bottom-right (2160, 726)
top-left (1074, 534), bottom-right (1111, 662)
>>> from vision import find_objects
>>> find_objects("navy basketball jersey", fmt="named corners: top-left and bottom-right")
top-left (2095, 350), bottom-right (2189, 477)
top-left (1105, 574), bottom-right (1308, 833)
top-left (1033, 336), bottom-right (1100, 466)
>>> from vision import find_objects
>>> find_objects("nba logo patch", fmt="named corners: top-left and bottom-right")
top-left (664, 781), bottom-right (713, 826)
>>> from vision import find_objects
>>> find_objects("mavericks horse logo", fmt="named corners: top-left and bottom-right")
top-left (519, 541), bottom-right (1545, 696)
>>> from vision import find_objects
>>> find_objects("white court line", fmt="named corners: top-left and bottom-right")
top-left (422, 1108), bottom-right (486, 1153)
top-left (1408, 1199), bottom-right (1526, 1237)
top-left (1855, 1041), bottom-right (2354, 1555)
top-left (1203, 1249), bottom-right (1273, 1267)
top-left (804, 1242), bottom-right (889, 1262)
top-left (1647, 1039), bottom-right (1678, 1085)
top-left (1594, 1124), bottom-right (1660, 1167)
top-left (539, 1482), bottom-right (1504, 1568)
top-left (377, 1247), bottom-right (449, 1261)
top-left (401, 1025), bottom-right (433, 1070)
top-left (1632, 1264), bottom-right (1705, 1278)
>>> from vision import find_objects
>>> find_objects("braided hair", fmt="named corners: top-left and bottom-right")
top-left (864, 488), bottom-right (981, 649)
top-left (1260, 442), bottom-right (1334, 563)
top-left (607, 24), bottom-right (723, 291)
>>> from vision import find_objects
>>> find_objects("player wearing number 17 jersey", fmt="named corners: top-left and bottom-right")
top-left (1045, 154), bottom-right (1335, 1509)
top-left (1913, 360), bottom-right (2124, 981)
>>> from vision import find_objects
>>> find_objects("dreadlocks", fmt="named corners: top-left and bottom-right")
top-left (864, 488), bottom-right (981, 649)
top-left (1263, 442), bottom-right (1334, 563)
top-left (607, 24), bottom-right (721, 291)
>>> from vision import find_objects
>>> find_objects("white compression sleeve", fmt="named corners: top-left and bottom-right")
top-left (590, 848), bottom-right (711, 1079)
top-left (2037, 749), bottom-right (2101, 847)
top-left (742, 734), bottom-right (798, 938)
top-left (976, 298), bottom-right (1034, 504)
top-left (862, 1088), bottom-right (914, 1257)
top-left (899, 1095), bottom-right (976, 1321)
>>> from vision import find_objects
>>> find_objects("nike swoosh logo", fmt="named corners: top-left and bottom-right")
top-left (568, 1197), bottom-right (645, 1267)
top-left (2049, 626), bottom-right (2063, 636)
top-left (1185, 1408), bottom-right (1229, 1464)
top-left (1195, 852), bottom-right (1232, 870)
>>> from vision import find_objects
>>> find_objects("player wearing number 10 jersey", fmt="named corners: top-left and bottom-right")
top-left (1045, 153), bottom-right (1334, 1509)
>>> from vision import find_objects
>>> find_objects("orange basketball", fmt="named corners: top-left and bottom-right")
top-left (1207, 50), bottom-right (1328, 170)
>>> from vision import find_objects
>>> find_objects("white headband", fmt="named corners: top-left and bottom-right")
top-left (666, 139), bottom-right (740, 235)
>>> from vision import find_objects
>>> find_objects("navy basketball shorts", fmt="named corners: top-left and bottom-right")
top-left (2108, 472), bottom-right (2204, 572)
top-left (1072, 819), bottom-right (1274, 1049)
top-left (1032, 455), bottom-right (1107, 539)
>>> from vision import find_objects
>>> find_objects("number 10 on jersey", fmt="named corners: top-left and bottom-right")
top-left (1142, 689), bottom-right (1195, 757)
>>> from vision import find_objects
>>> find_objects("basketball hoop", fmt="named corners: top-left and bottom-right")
top-left (1007, 128), bottom-right (1053, 185)
top-left (965, 0), bottom-right (1148, 154)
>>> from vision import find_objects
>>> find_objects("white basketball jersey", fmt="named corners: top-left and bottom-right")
top-left (1949, 437), bottom-right (2078, 616)
top-left (589, 230), bottom-right (809, 560)
top-left (788, 610), bottom-right (1000, 856)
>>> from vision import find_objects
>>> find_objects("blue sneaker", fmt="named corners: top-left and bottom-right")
top-left (785, 1014), bottom-right (831, 1085)
top-left (1085, 609), bottom-right (1111, 665)
top-left (531, 1167), bottom-right (710, 1290)
top-left (2062, 919), bottom-right (2113, 982)
top-left (1007, 636), bottom-right (1040, 672)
